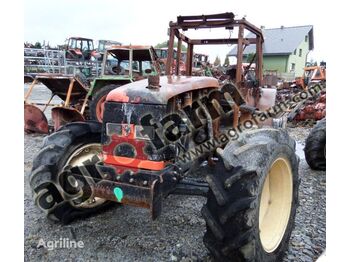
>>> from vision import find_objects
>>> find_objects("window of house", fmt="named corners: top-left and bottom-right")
top-left (294, 49), bottom-right (296, 55)
top-left (291, 63), bottom-right (295, 71)
top-left (305, 35), bottom-right (308, 42)
top-left (299, 49), bottom-right (302, 57)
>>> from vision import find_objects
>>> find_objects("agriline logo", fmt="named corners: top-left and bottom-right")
top-left (37, 237), bottom-right (84, 250)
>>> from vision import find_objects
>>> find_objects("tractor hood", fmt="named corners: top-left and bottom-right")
top-left (106, 75), bottom-right (219, 105)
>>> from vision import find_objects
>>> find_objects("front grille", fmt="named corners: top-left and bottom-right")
top-left (114, 143), bottom-right (136, 158)
top-left (102, 102), bottom-right (176, 161)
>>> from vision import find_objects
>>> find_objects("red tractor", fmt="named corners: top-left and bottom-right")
top-left (295, 65), bottom-right (326, 90)
top-left (64, 37), bottom-right (99, 61)
top-left (155, 47), bottom-right (187, 74)
top-left (30, 13), bottom-right (299, 261)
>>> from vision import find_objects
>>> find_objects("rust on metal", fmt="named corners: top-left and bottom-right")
top-left (163, 12), bottom-right (265, 128)
top-left (24, 104), bottom-right (49, 134)
top-left (64, 78), bottom-right (75, 107)
top-left (24, 74), bottom-right (88, 134)
top-left (24, 78), bottom-right (38, 102)
top-left (106, 76), bottom-right (219, 104)
top-left (51, 107), bottom-right (85, 131)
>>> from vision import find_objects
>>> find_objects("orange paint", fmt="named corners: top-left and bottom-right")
top-left (104, 155), bottom-right (165, 171)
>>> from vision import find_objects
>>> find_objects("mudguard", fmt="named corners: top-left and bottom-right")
top-left (51, 107), bottom-right (85, 131)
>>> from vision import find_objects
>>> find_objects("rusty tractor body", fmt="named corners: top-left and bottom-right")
top-left (155, 47), bottom-right (187, 75)
top-left (294, 89), bottom-right (326, 123)
top-left (30, 13), bottom-right (300, 261)
top-left (295, 65), bottom-right (326, 90)
top-left (96, 39), bottom-right (122, 61)
top-left (283, 65), bottom-right (326, 124)
top-left (97, 40), bottom-right (122, 53)
top-left (100, 12), bottom-right (274, 213)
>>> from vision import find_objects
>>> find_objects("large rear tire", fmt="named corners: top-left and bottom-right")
top-left (201, 128), bottom-right (299, 261)
top-left (89, 85), bottom-right (119, 122)
top-left (29, 121), bottom-right (114, 224)
top-left (304, 118), bottom-right (326, 170)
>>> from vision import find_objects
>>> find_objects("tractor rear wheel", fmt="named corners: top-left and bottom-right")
top-left (29, 121), bottom-right (114, 224)
top-left (304, 118), bottom-right (326, 170)
top-left (201, 128), bottom-right (299, 261)
top-left (89, 85), bottom-right (119, 122)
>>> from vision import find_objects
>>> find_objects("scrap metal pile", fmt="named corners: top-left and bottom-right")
top-left (24, 37), bottom-right (121, 83)
top-left (24, 32), bottom-right (326, 134)
top-left (24, 45), bottom-right (161, 133)
top-left (276, 65), bottom-right (326, 125)
top-left (294, 89), bottom-right (326, 123)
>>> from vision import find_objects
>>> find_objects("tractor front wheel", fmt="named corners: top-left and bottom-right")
top-left (201, 128), bottom-right (299, 261)
top-left (29, 121), bottom-right (114, 224)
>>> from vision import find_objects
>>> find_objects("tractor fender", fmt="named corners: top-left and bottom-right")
top-left (51, 107), bottom-right (85, 131)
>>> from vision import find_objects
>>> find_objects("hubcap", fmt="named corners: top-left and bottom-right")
top-left (64, 143), bottom-right (106, 208)
top-left (259, 157), bottom-right (293, 253)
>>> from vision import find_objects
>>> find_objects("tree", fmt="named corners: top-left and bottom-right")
top-left (155, 40), bottom-right (187, 51)
top-left (224, 56), bottom-right (230, 66)
top-left (34, 42), bottom-right (42, 49)
top-left (213, 56), bottom-right (221, 66)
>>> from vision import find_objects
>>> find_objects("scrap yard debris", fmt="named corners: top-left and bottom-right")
top-left (23, 11), bottom-right (326, 262)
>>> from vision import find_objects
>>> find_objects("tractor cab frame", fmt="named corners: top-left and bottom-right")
top-left (166, 13), bottom-right (263, 84)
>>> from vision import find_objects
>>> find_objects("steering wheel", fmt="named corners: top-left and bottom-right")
top-left (111, 65), bottom-right (125, 75)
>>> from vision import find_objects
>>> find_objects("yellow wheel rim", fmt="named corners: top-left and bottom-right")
top-left (259, 157), bottom-right (293, 253)
top-left (64, 143), bottom-right (106, 208)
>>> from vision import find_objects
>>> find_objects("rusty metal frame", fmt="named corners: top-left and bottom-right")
top-left (24, 75), bottom-right (90, 133)
top-left (166, 13), bottom-right (264, 87)
top-left (24, 76), bottom-right (89, 110)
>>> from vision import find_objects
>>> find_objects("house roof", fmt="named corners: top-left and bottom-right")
top-left (228, 25), bottom-right (314, 56)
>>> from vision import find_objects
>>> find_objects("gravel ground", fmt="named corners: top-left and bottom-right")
top-left (24, 86), bottom-right (326, 261)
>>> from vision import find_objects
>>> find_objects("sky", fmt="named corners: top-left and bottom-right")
top-left (24, 0), bottom-right (328, 63)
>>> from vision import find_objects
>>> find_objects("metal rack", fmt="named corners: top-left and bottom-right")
top-left (24, 48), bottom-right (102, 79)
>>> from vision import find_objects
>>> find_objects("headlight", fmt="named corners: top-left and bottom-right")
top-left (135, 125), bottom-right (154, 140)
top-left (106, 123), bottom-right (154, 140)
top-left (106, 123), bottom-right (122, 136)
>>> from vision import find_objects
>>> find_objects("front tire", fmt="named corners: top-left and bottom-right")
top-left (29, 121), bottom-right (114, 224)
top-left (89, 85), bottom-right (119, 122)
top-left (304, 118), bottom-right (326, 170)
top-left (201, 128), bottom-right (299, 261)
